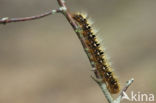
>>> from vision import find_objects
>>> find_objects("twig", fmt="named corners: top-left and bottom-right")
top-left (56, 0), bottom-right (98, 76)
top-left (119, 78), bottom-right (134, 97)
top-left (91, 76), bottom-right (113, 103)
top-left (92, 77), bottom-right (134, 103)
top-left (113, 78), bottom-right (134, 103)
top-left (0, 9), bottom-right (60, 24)
top-left (0, 1), bottom-right (134, 103)
top-left (56, 0), bottom-right (134, 103)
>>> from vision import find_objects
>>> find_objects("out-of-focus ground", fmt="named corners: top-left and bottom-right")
top-left (0, 0), bottom-right (156, 103)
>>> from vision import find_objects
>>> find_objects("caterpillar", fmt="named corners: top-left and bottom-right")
top-left (73, 13), bottom-right (120, 94)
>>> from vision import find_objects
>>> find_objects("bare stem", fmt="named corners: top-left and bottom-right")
top-left (0, 9), bottom-right (60, 24)
top-left (56, 0), bottom-right (99, 77)
top-left (92, 76), bottom-right (134, 103)
top-left (56, 0), bottom-right (134, 103)
top-left (0, 1), bottom-right (134, 103)
top-left (113, 78), bottom-right (134, 103)
top-left (120, 78), bottom-right (134, 97)
top-left (91, 76), bottom-right (113, 103)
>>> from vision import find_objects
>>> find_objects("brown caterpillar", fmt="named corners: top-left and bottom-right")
top-left (73, 13), bottom-right (120, 94)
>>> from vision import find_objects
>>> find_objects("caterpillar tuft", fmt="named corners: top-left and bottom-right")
top-left (72, 13), bottom-right (120, 94)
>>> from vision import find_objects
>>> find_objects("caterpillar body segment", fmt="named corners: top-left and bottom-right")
top-left (73, 13), bottom-right (120, 94)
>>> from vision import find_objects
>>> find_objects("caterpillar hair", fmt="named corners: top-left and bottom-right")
top-left (72, 12), bottom-right (120, 94)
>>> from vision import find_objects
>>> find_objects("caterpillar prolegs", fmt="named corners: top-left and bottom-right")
top-left (73, 13), bottom-right (120, 94)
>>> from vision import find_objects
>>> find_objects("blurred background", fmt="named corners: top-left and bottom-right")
top-left (0, 0), bottom-right (156, 103)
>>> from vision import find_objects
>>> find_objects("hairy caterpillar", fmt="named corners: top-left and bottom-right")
top-left (73, 13), bottom-right (120, 94)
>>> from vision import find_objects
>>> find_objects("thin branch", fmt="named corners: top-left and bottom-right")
top-left (92, 77), bottom-right (134, 103)
top-left (56, 0), bottom-right (98, 76)
top-left (0, 1), bottom-right (134, 103)
top-left (56, 1), bottom-right (134, 103)
top-left (0, 9), bottom-right (60, 24)
top-left (91, 76), bottom-right (113, 103)
top-left (113, 78), bottom-right (134, 103)
top-left (120, 78), bottom-right (134, 97)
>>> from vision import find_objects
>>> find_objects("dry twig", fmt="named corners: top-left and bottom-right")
top-left (0, 0), bottom-right (134, 103)
top-left (0, 9), bottom-right (61, 24)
